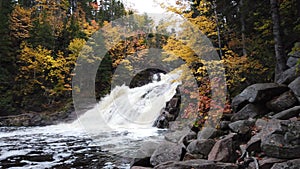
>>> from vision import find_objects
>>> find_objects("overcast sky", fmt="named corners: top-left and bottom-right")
top-left (125, 0), bottom-right (175, 14)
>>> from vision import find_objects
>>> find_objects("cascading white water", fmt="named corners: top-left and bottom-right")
top-left (74, 71), bottom-right (181, 131)
top-left (0, 71), bottom-right (183, 168)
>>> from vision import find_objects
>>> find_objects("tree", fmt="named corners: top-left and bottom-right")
top-left (0, 0), bottom-right (16, 115)
top-left (9, 4), bottom-right (33, 43)
top-left (270, 0), bottom-right (287, 81)
top-left (15, 43), bottom-right (73, 110)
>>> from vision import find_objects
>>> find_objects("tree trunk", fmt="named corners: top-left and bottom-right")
top-left (213, 0), bottom-right (222, 58)
top-left (270, 0), bottom-right (287, 82)
top-left (240, 0), bottom-right (247, 56)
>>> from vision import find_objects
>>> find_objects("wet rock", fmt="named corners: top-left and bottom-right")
top-left (289, 77), bottom-right (300, 102)
top-left (131, 157), bottom-right (152, 168)
top-left (266, 91), bottom-right (298, 113)
top-left (271, 158), bottom-right (300, 169)
top-left (24, 154), bottom-right (54, 162)
top-left (153, 114), bottom-right (169, 128)
top-left (150, 142), bottom-right (185, 166)
top-left (153, 96), bottom-right (181, 129)
top-left (231, 83), bottom-right (288, 112)
top-left (261, 121), bottom-right (300, 159)
top-left (277, 65), bottom-right (300, 84)
top-left (186, 139), bottom-right (215, 158)
top-left (154, 159), bottom-right (238, 169)
top-left (231, 104), bottom-right (268, 122)
top-left (286, 56), bottom-right (299, 68)
top-left (208, 133), bottom-right (238, 163)
top-left (228, 119), bottom-right (255, 135)
top-left (131, 167), bottom-right (153, 169)
top-left (272, 106), bottom-right (300, 120)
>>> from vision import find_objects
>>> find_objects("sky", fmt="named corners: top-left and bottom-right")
top-left (125, 0), bottom-right (176, 14)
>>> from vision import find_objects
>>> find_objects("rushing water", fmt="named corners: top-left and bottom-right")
top-left (0, 72), bottom-right (182, 168)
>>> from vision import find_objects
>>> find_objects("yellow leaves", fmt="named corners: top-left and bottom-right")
top-left (68, 38), bottom-right (87, 55)
top-left (223, 48), bottom-right (267, 90)
top-left (9, 5), bottom-right (33, 40)
top-left (17, 43), bottom-right (74, 99)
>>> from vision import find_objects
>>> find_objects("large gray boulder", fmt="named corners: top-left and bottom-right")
top-left (261, 120), bottom-right (300, 159)
top-left (208, 133), bottom-right (238, 163)
top-left (277, 65), bottom-right (300, 84)
top-left (197, 127), bottom-right (223, 140)
top-left (247, 157), bottom-right (286, 169)
top-left (272, 106), bottom-right (300, 120)
top-left (246, 119), bottom-right (282, 153)
top-left (186, 139), bottom-right (215, 158)
top-left (228, 119), bottom-right (255, 135)
top-left (289, 76), bottom-right (300, 102)
top-left (231, 83), bottom-right (288, 112)
top-left (266, 91), bottom-right (298, 113)
top-left (150, 142), bottom-right (185, 166)
top-left (271, 159), bottom-right (300, 169)
top-left (286, 56), bottom-right (299, 68)
top-left (231, 103), bottom-right (268, 122)
top-left (180, 131), bottom-right (197, 146)
top-left (154, 159), bottom-right (238, 169)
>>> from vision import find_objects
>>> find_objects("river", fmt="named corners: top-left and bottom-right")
top-left (0, 72), bottom-right (182, 168)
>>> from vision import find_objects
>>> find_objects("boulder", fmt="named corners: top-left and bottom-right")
top-left (131, 157), bottom-right (152, 168)
top-left (246, 119), bottom-right (282, 153)
top-left (208, 133), bottom-right (238, 163)
top-left (261, 121), bottom-right (300, 159)
top-left (231, 83), bottom-right (289, 112)
top-left (164, 130), bottom-right (188, 143)
top-left (231, 104), bottom-right (268, 122)
top-left (286, 56), bottom-right (299, 68)
top-left (220, 121), bottom-right (231, 130)
top-left (150, 142), bottom-right (185, 166)
top-left (131, 167), bottom-right (152, 169)
top-left (180, 131), bottom-right (197, 146)
top-left (186, 139), bottom-right (215, 158)
top-left (183, 153), bottom-right (204, 161)
top-left (266, 91), bottom-right (298, 113)
top-left (272, 106), bottom-right (300, 120)
top-left (271, 159), bottom-right (300, 169)
top-left (277, 66), bottom-right (300, 84)
top-left (247, 157), bottom-right (286, 169)
top-left (197, 127), bottom-right (221, 140)
top-left (228, 119), bottom-right (255, 135)
top-left (153, 96), bottom-right (181, 129)
top-left (289, 77), bottom-right (300, 102)
top-left (154, 159), bottom-right (238, 169)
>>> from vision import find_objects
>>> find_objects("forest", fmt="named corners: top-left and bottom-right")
top-left (0, 0), bottom-right (299, 123)
top-left (1, 0), bottom-right (300, 168)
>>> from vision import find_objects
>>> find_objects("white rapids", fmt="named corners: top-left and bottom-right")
top-left (0, 71), bottom-right (183, 168)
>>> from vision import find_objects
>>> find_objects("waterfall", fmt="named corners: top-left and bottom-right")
top-left (74, 71), bottom-right (182, 132)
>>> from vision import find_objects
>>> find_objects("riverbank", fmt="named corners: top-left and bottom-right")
top-left (0, 101), bottom-right (76, 127)
top-left (131, 81), bottom-right (300, 169)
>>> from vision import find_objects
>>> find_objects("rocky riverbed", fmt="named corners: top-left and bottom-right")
top-left (131, 81), bottom-right (300, 169)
